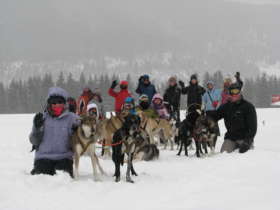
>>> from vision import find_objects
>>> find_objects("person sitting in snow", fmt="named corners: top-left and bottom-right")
top-left (151, 93), bottom-right (170, 120)
top-left (29, 87), bottom-right (80, 178)
top-left (136, 94), bottom-right (159, 119)
top-left (214, 83), bottom-right (257, 153)
top-left (121, 97), bottom-right (137, 115)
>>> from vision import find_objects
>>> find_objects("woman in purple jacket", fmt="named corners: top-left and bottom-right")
top-left (29, 87), bottom-right (80, 177)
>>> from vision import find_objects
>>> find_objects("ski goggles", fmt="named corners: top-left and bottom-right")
top-left (140, 97), bottom-right (149, 102)
top-left (229, 88), bottom-right (241, 95)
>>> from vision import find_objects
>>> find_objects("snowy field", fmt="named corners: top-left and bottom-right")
top-left (0, 109), bottom-right (279, 210)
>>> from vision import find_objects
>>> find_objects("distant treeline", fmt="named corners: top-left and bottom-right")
top-left (0, 71), bottom-right (279, 114)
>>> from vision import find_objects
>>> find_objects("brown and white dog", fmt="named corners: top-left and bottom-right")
top-left (97, 112), bottom-right (126, 157)
top-left (72, 115), bottom-right (105, 181)
top-left (139, 112), bottom-right (174, 149)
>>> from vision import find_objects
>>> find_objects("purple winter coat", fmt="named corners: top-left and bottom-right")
top-left (29, 87), bottom-right (80, 161)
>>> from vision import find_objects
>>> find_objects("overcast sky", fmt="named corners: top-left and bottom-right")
top-left (228, 0), bottom-right (280, 4)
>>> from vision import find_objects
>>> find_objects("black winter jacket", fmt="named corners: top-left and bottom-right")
top-left (215, 98), bottom-right (257, 142)
top-left (163, 85), bottom-right (181, 110)
top-left (181, 83), bottom-right (205, 107)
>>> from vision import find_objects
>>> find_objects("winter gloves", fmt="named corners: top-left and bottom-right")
top-left (34, 113), bottom-right (44, 128)
top-left (235, 72), bottom-right (240, 80)
top-left (111, 80), bottom-right (118, 89)
top-left (179, 81), bottom-right (185, 88)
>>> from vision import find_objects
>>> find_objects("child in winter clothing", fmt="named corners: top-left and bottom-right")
top-left (29, 87), bottom-right (80, 178)
top-left (151, 93), bottom-right (170, 120)
top-left (136, 94), bottom-right (159, 118)
top-left (121, 97), bottom-right (137, 115)
top-left (108, 80), bottom-right (131, 114)
top-left (88, 89), bottom-right (105, 119)
top-left (87, 103), bottom-right (100, 121)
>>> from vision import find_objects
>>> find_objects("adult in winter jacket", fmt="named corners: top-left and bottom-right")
top-left (151, 93), bottom-right (170, 120)
top-left (179, 74), bottom-right (205, 111)
top-left (163, 76), bottom-right (181, 123)
top-left (136, 94), bottom-right (159, 119)
top-left (221, 78), bottom-right (232, 105)
top-left (136, 75), bottom-right (157, 104)
top-left (215, 83), bottom-right (257, 153)
top-left (108, 80), bottom-right (131, 114)
top-left (202, 81), bottom-right (222, 118)
top-left (29, 87), bottom-right (80, 177)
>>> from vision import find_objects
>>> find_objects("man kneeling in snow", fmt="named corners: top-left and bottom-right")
top-left (214, 83), bottom-right (257, 153)
top-left (29, 87), bottom-right (80, 177)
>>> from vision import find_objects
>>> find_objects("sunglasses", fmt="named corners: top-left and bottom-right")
top-left (229, 89), bottom-right (241, 95)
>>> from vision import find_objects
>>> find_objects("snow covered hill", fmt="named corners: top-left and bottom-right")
top-left (0, 109), bottom-right (279, 210)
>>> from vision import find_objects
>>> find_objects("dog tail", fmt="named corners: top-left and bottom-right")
top-left (136, 144), bottom-right (159, 161)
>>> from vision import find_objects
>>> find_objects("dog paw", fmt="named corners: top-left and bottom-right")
top-left (132, 172), bottom-right (138, 176)
top-left (126, 178), bottom-right (134, 183)
top-left (115, 177), bottom-right (121, 182)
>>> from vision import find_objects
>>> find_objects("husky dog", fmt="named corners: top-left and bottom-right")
top-left (193, 113), bottom-right (218, 157)
top-left (98, 112), bottom-right (126, 157)
top-left (72, 116), bottom-right (105, 180)
top-left (139, 112), bottom-right (174, 148)
top-left (136, 144), bottom-right (159, 161)
top-left (163, 116), bottom-right (178, 150)
top-left (112, 114), bottom-right (158, 183)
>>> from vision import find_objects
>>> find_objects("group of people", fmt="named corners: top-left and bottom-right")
top-left (29, 72), bottom-right (257, 178)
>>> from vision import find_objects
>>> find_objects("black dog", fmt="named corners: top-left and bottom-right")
top-left (177, 107), bottom-right (201, 156)
top-left (112, 114), bottom-right (144, 183)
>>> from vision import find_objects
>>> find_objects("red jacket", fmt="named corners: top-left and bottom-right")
top-left (108, 88), bottom-right (131, 113)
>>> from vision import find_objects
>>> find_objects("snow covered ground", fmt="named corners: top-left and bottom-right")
top-left (0, 109), bottom-right (279, 210)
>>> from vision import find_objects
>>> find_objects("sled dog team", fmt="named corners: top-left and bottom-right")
top-left (29, 72), bottom-right (257, 183)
